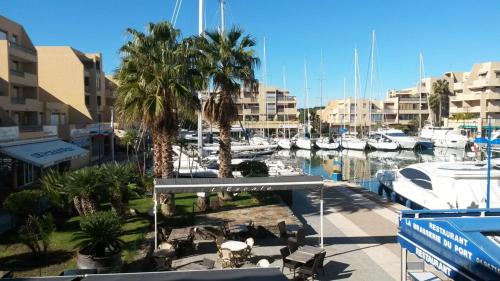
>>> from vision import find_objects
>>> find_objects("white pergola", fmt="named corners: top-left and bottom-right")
top-left (153, 175), bottom-right (325, 249)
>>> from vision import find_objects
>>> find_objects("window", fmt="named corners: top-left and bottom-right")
top-left (11, 34), bottom-right (18, 43)
top-left (96, 61), bottom-right (101, 71)
top-left (85, 95), bottom-right (90, 105)
top-left (60, 113), bottom-right (66, 125)
top-left (400, 168), bottom-right (432, 190)
top-left (12, 60), bottom-right (20, 71)
top-left (496, 72), bottom-right (500, 79)
top-left (96, 77), bottom-right (101, 90)
top-left (50, 113), bottom-right (59, 125)
top-left (84, 76), bottom-right (90, 86)
top-left (97, 96), bottom-right (101, 106)
top-left (0, 30), bottom-right (7, 40)
top-left (479, 72), bottom-right (488, 79)
top-left (12, 86), bottom-right (19, 98)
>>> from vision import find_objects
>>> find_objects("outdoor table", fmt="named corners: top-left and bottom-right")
top-left (285, 245), bottom-right (324, 264)
top-left (167, 227), bottom-right (192, 243)
top-left (285, 250), bottom-right (315, 264)
top-left (221, 240), bottom-right (248, 252)
top-left (298, 245), bottom-right (324, 255)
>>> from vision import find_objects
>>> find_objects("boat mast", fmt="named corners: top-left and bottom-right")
top-left (263, 37), bottom-right (268, 137)
top-left (304, 58), bottom-right (310, 138)
top-left (418, 52), bottom-right (423, 129)
top-left (220, 0), bottom-right (225, 33)
top-left (420, 53), bottom-right (432, 126)
top-left (319, 50), bottom-right (324, 139)
top-left (369, 30), bottom-right (375, 134)
top-left (282, 65), bottom-right (289, 138)
top-left (354, 48), bottom-right (358, 135)
top-left (343, 77), bottom-right (346, 129)
top-left (197, 0), bottom-right (204, 160)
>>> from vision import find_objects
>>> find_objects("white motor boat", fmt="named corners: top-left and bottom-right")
top-left (295, 137), bottom-right (313, 150)
top-left (476, 130), bottom-right (500, 153)
top-left (376, 129), bottom-right (420, 150)
top-left (276, 138), bottom-right (294, 150)
top-left (377, 161), bottom-right (500, 209)
top-left (340, 133), bottom-right (367, 150)
top-left (315, 137), bottom-right (340, 150)
top-left (419, 126), bottom-right (469, 149)
top-left (295, 149), bottom-right (312, 159)
top-left (367, 132), bottom-right (399, 151)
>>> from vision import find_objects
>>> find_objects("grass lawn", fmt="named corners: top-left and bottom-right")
top-left (0, 192), bottom-right (280, 277)
top-left (0, 197), bottom-right (153, 278)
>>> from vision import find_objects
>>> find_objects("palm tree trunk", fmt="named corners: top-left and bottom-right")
top-left (80, 196), bottom-right (96, 216)
top-left (73, 196), bottom-right (84, 216)
top-left (218, 121), bottom-right (233, 201)
top-left (160, 129), bottom-right (175, 216)
top-left (111, 187), bottom-right (125, 217)
top-left (153, 133), bottom-right (162, 178)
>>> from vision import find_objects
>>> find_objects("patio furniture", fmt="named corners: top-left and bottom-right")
top-left (245, 237), bottom-right (255, 257)
top-left (277, 221), bottom-right (290, 239)
top-left (222, 240), bottom-right (250, 264)
top-left (288, 227), bottom-right (306, 246)
top-left (220, 248), bottom-right (235, 268)
top-left (167, 227), bottom-right (193, 244)
top-left (297, 251), bottom-right (326, 280)
top-left (287, 239), bottom-right (298, 253)
top-left (257, 259), bottom-right (270, 268)
top-left (280, 246), bottom-right (299, 278)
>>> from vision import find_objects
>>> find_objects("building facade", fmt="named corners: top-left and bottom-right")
top-left (0, 16), bottom-right (89, 189)
top-left (446, 62), bottom-right (500, 134)
top-left (234, 84), bottom-right (299, 137)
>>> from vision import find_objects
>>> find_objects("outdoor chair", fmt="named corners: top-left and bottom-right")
top-left (216, 236), bottom-right (226, 257)
top-left (201, 258), bottom-right (215, 269)
top-left (277, 221), bottom-right (289, 238)
top-left (220, 248), bottom-right (235, 268)
top-left (288, 227), bottom-right (306, 246)
top-left (280, 246), bottom-right (299, 278)
top-left (287, 239), bottom-right (299, 253)
top-left (297, 251), bottom-right (326, 280)
top-left (245, 237), bottom-right (255, 257)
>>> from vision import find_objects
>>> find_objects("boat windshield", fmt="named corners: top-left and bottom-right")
top-left (387, 132), bottom-right (407, 137)
top-left (400, 168), bottom-right (432, 190)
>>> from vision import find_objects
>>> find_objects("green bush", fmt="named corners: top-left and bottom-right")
top-left (74, 211), bottom-right (124, 257)
top-left (3, 190), bottom-right (47, 221)
top-left (18, 214), bottom-right (55, 256)
top-left (236, 160), bottom-right (269, 177)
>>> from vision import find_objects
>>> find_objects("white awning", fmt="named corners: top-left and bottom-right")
top-left (0, 138), bottom-right (89, 168)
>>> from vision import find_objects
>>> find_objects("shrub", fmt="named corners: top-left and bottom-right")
top-left (236, 160), bottom-right (269, 177)
top-left (74, 211), bottom-right (124, 257)
top-left (3, 190), bottom-right (47, 221)
top-left (18, 214), bottom-right (55, 256)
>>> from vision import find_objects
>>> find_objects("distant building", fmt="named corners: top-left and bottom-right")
top-left (446, 61), bottom-right (500, 134)
top-left (234, 84), bottom-right (299, 137)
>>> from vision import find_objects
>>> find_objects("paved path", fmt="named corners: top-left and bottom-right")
top-left (291, 181), bottom-right (408, 280)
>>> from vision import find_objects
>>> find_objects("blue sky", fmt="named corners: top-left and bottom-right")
top-left (1, 0), bottom-right (499, 107)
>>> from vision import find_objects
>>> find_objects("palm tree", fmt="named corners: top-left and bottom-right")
top-left (115, 22), bottom-right (201, 180)
top-left (199, 27), bottom-right (259, 184)
top-left (431, 79), bottom-right (452, 125)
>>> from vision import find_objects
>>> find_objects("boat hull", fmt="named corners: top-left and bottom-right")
top-left (295, 138), bottom-right (312, 150)
top-left (341, 139), bottom-right (367, 150)
top-left (367, 141), bottom-right (399, 151)
top-left (315, 141), bottom-right (339, 150)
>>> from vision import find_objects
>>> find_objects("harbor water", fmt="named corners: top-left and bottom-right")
top-left (272, 147), bottom-right (480, 200)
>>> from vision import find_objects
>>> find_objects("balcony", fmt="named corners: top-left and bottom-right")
top-left (11, 96), bottom-right (25, 104)
top-left (0, 126), bottom-right (19, 142)
top-left (453, 82), bottom-right (463, 91)
top-left (468, 79), bottom-right (489, 89)
top-left (235, 97), bottom-right (259, 104)
top-left (487, 105), bottom-right (500, 112)
top-left (9, 70), bottom-right (37, 87)
top-left (8, 41), bottom-right (37, 62)
top-left (277, 96), bottom-right (297, 103)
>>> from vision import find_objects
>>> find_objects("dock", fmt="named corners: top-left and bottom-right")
top-left (291, 181), bottom-right (407, 280)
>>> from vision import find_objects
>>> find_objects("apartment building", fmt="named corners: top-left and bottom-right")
top-left (235, 84), bottom-right (299, 137)
top-left (446, 62), bottom-right (500, 134)
top-left (0, 16), bottom-right (88, 189)
top-left (387, 77), bottom-right (434, 126)
top-left (37, 47), bottom-right (114, 162)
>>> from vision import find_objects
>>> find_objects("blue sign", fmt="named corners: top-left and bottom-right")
top-left (399, 210), bottom-right (500, 280)
top-left (339, 128), bottom-right (348, 134)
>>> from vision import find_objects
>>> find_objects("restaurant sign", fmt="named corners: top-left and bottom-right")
top-left (399, 217), bottom-right (500, 280)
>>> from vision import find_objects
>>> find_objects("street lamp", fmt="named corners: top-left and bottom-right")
top-left (474, 117), bottom-right (500, 208)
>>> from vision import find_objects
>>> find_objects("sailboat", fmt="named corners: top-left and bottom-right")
top-left (342, 48), bottom-right (367, 150)
top-left (277, 65), bottom-right (294, 149)
top-left (315, 51), bottom-right (340, 150)
top-left (295, 58), bottom-right (313, 150)
top-left (365, 31), bottom-right (398, 151)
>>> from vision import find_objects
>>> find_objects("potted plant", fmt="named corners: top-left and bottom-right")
top-left (74, 211), bottom-right (124, 273)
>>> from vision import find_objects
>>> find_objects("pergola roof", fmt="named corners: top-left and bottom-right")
top-left (154, 175), bottom-right (324, 193)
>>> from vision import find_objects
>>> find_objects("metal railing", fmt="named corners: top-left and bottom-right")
top-left (11, 96), bottom-right (26, 104)
top-left (8, 41), bottom-right (37, 55)
top-left (9, 69), bottom-right (25, 77)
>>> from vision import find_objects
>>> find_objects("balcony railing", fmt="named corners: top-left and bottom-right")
top-left (19, 125), bottom-right (43, 132)
top-left (8, 41), bottom-right (37, 55)
top-left (11, 96), bottom-right (26, 104)
top-left (10, 69), bottom-right (25, 77)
